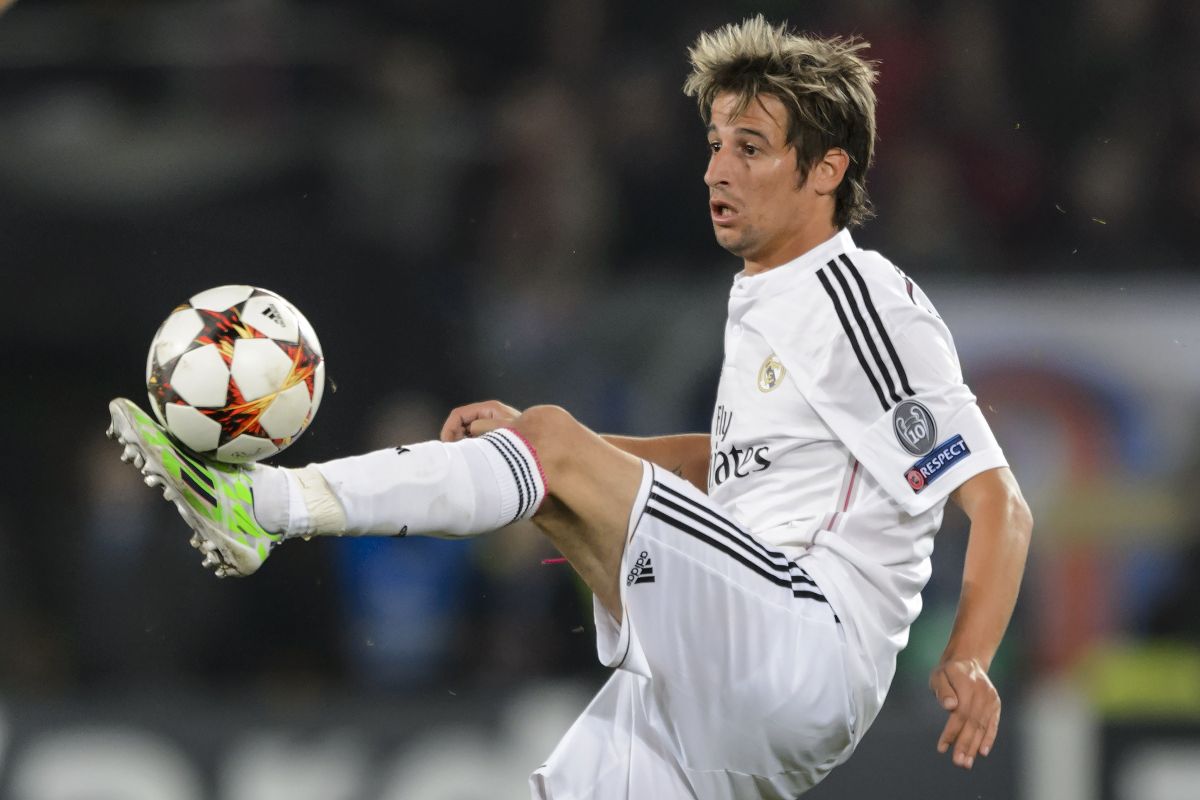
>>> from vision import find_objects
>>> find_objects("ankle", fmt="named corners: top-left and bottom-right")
top-left (251, 464), bottom-right (347, 537)
top-left (291, 466), bottom-right (348, 535)
top-left (249, 465), bottom-right (290, 534)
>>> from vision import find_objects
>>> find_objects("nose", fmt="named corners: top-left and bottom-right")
top-left (704, 144), bottom-right (731, 189)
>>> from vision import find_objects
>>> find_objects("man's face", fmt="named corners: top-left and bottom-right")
top-left (705, 92), bottom-right (819, 267)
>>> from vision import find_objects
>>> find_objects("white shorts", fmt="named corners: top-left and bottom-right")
top-left (530, 463), bottom-right (857, 800)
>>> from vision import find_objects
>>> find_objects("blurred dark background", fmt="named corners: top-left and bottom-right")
top-left (1, 1), bottom-right (1199, 798)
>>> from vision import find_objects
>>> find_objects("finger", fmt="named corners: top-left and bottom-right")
top-left (957, 687), bottom-right (996, 766)
top-left (929, 669), bottom-right (959, 711)
top-left (469, 418), bottom-right (506, 437)
top-left (937, 712), bottom-right (965, 755)
top-left (440, 407), bottom-right (472, 442)
top-left (981, 704), bottom-right (1001, 757)
top-left (958, 720), bottom-right (986, 769)
top-left (440, 403), bottom-right (501, 442)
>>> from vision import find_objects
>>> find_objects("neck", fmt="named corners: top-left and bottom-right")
top-left (742, 221), bottom-right (839, 276)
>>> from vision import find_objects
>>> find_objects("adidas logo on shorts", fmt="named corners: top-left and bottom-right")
top-left (626, 550), bottom-right (655, 586)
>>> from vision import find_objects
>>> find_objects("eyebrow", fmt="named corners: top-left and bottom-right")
top-left (706, 123), bottom-right (771, 144)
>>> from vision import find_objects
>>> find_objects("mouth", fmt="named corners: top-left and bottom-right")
top-left (710, 199), bottom-right (739, 225)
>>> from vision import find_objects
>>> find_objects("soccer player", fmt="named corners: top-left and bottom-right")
top-left (108, 16), bottom-right (1032, 799)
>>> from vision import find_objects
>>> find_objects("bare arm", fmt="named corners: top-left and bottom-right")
top-left (602, 434), bottom-right (711, 493)
top-left (929, 466), bottom-right (1033, 770)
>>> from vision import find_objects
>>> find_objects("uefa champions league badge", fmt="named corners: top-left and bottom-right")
top-left (904, 435), bottom-right (971, 493)
top-left (893, 399), bottom-right (936, 455)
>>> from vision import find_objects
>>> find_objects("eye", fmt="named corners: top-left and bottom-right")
top-left (741, 143), bottom-right (759, 156)
top-left (708, 140), bottom-right (721, 154)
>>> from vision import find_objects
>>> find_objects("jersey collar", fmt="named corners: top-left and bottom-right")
top-left (731, 229), bottom-right (856, 296)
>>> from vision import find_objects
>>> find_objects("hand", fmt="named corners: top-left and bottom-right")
top-left (440, 400), bottom-right (521, 441)
top-left (929, 657), bottom-right (1000, 770)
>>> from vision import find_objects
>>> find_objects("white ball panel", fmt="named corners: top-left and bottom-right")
top-left (171, 344), bottom-right (230, 407)
top-left (153, 308), bottom-right (204, 366)
top-left (241, 294), bottom-right (299, 343)
top-left (190, 284), bottom-right (254, 311)
top-left (259, 381), bottom-right (312, 440)
top-left (145, 337), bottom-right (155, 385)
top-left (164, 403), bottom-right (222, 452)
top-left (147, 392), bottom-right (168, 428)
top-left (216, 434), bottom-right (278, 463)
top-left (230, 338), bottom-right (292, 402)
top-left (310, 360), bottom-right (326, 417)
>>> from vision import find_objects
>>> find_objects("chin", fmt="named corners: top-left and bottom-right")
top-left (714, 230), bottom-right (750, 257)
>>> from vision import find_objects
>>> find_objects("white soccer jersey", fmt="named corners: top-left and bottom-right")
top-left (707, 228), bottom-right (1008, 734)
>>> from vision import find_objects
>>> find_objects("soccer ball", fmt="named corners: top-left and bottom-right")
top-left (146, 285), bottom-right (325, 463)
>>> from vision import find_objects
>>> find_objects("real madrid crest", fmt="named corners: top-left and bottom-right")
top-left (757, 354), bottom-right (786, 392)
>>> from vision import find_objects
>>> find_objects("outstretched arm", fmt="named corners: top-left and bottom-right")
top-left (929, 466), bottom-right (1032, 770)
top-left (601, 434), bottom-right (711, 493)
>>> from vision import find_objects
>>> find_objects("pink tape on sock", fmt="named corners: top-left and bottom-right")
top-left (502, 426), bottom-right (549, 513)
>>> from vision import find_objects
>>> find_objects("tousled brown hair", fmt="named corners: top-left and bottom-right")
top-left (684, 15), bottom-right (879, 229)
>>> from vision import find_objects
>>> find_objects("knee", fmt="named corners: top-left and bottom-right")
top-left (512, 405), bottom-right (578, 469)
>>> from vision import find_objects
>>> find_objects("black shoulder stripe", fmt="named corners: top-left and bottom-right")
top-left (817, 266), bottom-right (890, 412)
top-left (828, 259), bottom-right (903, 406)
top-left (839, 254), bottom-right (915, 397)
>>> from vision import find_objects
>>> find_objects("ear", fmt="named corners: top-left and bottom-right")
top-left (811, 148), bottom-right (850, 196)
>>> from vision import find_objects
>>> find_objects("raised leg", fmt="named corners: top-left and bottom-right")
top-left (499, 405), bottom-right (644, 620)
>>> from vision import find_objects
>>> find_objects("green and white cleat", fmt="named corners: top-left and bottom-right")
top-left (106, 397), bottom-right (280, 577)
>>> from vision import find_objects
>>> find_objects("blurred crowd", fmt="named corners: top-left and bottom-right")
top-left (1, 0), bottom-right (1198, 702)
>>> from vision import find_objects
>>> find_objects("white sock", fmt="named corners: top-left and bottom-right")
top-left (253, 465), bottom-right (346, 536)
top-left (248, 464), bottom-right (293, 533)
top-left (253, 429), bottom-right (547, 539)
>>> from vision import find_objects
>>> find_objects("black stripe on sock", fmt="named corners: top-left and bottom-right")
top-left (486, 431), bottom-right (537, 518)
top-left (818, 266), bottom-right (889, 412)
top-left (502, 432), bottom-right (540, 513)
top-left (482, 434), bottom-right (525, 518)
top-left (829, 259), bottom-right (902, 405)
top-left (480, 436), bottom-right (526, 523)
top-left (840, 253), bottom-right (915, 397)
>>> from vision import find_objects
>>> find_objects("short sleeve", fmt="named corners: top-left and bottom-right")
top-left (758, 252), bottom-right (1008, 515)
